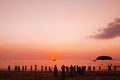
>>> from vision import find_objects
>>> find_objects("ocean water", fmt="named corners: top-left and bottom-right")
top-left (0, 59), bottom-right (120, 71)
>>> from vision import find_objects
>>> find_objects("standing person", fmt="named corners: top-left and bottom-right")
top-left (108, 64), bottom-right (111, 71)
top-left (77, 65), bottom-right (79, 73)
top-left (25, 65), bottom-right (27, 71)
top-left (66, 66), bottom-right (69, 72)
top-left (93, 66), bottom-right (95, 71)
top-left (113, 65), bottom-right (116, 71)
top-left (14, 65), bottom-right (17, 71)
top-left (70, 65), bottom-right (73, 77)
top-left (78, 66), bottom-right (82, 75)
top-left (8, 65), bottom-right (11, 71)
top-left (61, 65), bottom-right (65, 77)
top-left (73, 65), bottom-right (76, 73)
top-left (35, 65), bottom-right (37, 71)
top-left (49, 66), bottom-right (51, 72)
top-left (41, 66), bottom-right (43, 72)
top-left (88, 66), bottom-right (91, 72)
top-left (54, 65), bottom-right (58, 77)
top-left (18, 66), bottom-right (20, 71)
top-left (22, 66), bottom-right (24, 71)
top-left (99, 66), bottom-right (101, 71)
top-left (45, 66), bottom-right (47, 72)
top-left (30, 65), bottom-right (33, 71)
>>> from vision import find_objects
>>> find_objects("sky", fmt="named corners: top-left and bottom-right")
top-left (0, 0), bottom-right (120, 60)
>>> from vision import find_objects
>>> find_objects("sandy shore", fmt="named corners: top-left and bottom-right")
top-left (0, 71), bottom-right (120, 80)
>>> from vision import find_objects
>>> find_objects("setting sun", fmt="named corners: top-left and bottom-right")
top-left (51, 56), bottom-right (56, 61)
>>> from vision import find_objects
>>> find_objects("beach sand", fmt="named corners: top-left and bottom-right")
top-left (0, 71), bottom-right (120, 80)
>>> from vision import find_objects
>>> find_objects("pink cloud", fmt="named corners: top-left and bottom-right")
top-left (90, 18), bottom-right (120, 39)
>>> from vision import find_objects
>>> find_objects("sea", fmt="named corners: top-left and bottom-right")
top-left (0, 59), bottom-right (120, 71)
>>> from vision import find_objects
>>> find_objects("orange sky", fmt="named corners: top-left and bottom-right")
top-left (0, 0), bottom-right (120, 60)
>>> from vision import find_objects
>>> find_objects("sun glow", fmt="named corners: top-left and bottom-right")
top-left (51, 56), bottom-right (56, 61)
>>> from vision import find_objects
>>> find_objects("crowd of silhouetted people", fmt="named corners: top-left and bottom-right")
top-left (54, 65), bottom-right (87, 77)
top-left (7, 65), bottom-right (52, 72)
top-left (6, 64), bottom-right (119, 77)
top-left (5, 64), bottom-right (119, 78)
top-left (53, 64), bottom-right (119, 77)
top-left (7, 64), bottom-right (118, 73)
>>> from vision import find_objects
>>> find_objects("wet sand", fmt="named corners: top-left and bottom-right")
top-left (0, 71), bottom-right (120, 80)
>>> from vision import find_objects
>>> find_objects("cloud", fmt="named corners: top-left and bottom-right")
top-left (90, 18), bottom-right (120, 39)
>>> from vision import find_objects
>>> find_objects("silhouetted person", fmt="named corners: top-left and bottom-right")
top-left (77, 65), bottom-right (79, 73)
top-left (18, 66), bottom-right (20, 71)
top-left (82, 66), bottom-right (86, 72)
top-left (14, 65), bottom-right (17, 71)
top-left (93, 66), bottom-right (95, 71)
top-left (8, 65), bottom-right (11, 71)
top-left (99, 66), bottom-right (101, 71)
top-left (66, 66), bottom-right (69, 72)
top-left (89, 66), bottom-right (91, 72)
top-left (108, 65), bottom-right (111, 71)
top-left (78, 67), bottom-right (82, 75)
top-left (61, 65), bottom-right (65, 77)
top-left (70, 65), bottom-right (73, 77)
top-left (30, 65), bottom-right (33, 71)
top-left (41, 66), bottom-right (43, 72)
top-left (54, 65), bottom-right (58, 77)
top-left (22, 66), bottom-right (24, 71)
top-left (73, 65), bottom-right (76, 73)
top-left (49, 66), bottom-right (52, 72)
top-left (35, 65), bottom-right (37, 71)
top-left (88, 66), bottom-right (91, 72)
top-left (113, 65), bottom-right (116, 71)
top-left (45, 66), bottom-right (47, 71)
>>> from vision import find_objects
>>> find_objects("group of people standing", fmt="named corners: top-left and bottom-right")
top-left (53, 64), bottom-right (118, 77)
top-left (7, 65), bottom-right (52, 72)
top-left (54, 65), bottom-right (86, 77)
top-left (7, 64), bottom-right (118, 74)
